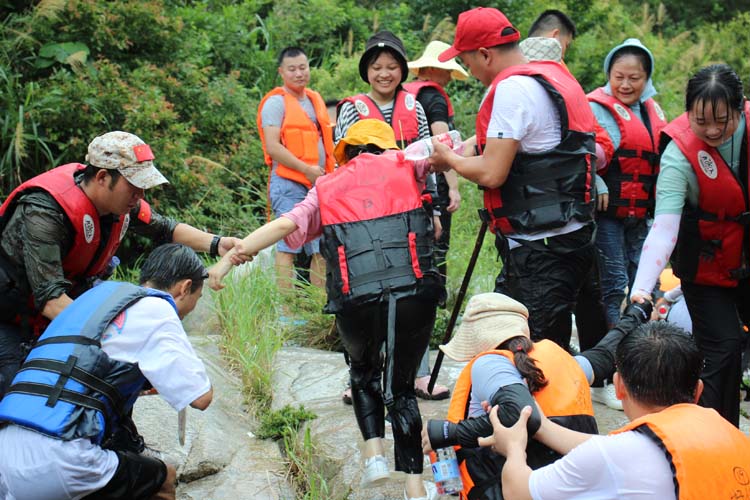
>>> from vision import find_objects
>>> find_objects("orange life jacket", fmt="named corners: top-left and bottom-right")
top-left (611, 404), bottom-right (750, 499)
top-left (257, 87), bottom-right (335, 189)
top-left (446, 340), bottom-right (595, 499)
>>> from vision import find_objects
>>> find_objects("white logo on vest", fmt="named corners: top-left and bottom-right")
top-left (83, 214), bottom-right (95, 243)
top-left (354, 99), bottom-right (370, 116)
top-left (613, 103), bottom-right (631, 121)
top-left (697, 150), bottom-right (718, 179)
top-left (119, 213), bottom-right (130, 241)
top-left (653, 102), bottom-right (665, 122)
top-left (405, 93), bottom-right (416, 111)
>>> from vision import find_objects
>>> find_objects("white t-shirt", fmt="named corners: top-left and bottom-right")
top-left (486, 75), bottom-right (585, 243)
top-left (528, 431), bottom-right (676, 500)
top-left (0, 293), bottom-right (210, 500)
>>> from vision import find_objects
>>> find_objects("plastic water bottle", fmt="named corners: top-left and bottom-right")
top-left (404, 130), bottom-right (463, 161)
top-left (430, 446), bottom-right (463, 495)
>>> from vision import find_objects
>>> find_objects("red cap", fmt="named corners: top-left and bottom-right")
top-left (438, 7), bottom-right (520, 62)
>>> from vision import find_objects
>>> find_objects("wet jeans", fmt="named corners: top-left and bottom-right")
top-left (336, 296), bottom-right (436, 474)
top-left (0, 322), bottom-right (27, 399)
top-left (595, 215), bottom-right (648, 327)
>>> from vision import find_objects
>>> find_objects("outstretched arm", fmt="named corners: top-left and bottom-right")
top-left (208, 217), bottom-right (298, 290)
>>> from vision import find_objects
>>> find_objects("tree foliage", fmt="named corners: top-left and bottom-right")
top-left (1, 0), bottom-right (749, 260)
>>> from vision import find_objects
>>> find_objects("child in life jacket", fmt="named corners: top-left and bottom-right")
top-left (210, 119), bottom-right (451, 500)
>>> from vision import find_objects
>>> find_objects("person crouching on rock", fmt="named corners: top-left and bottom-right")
top-left (209, 119), bottom-right (445, 500)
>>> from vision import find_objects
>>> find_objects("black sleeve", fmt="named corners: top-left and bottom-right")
top-left (128, 200), bottom-right (179, 244)
top-left (416, 87), bottom-right (450, 128)
top-left (426, 383), bottom-right (541, 450)
top-left (579, 301), bottom-right (653, 383)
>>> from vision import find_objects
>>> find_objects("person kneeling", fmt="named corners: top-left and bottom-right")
top-left (0, 243), bottom-right (213, 500)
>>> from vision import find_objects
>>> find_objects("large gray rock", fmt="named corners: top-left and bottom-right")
top-left (133, 293), bottom-right (295, 500)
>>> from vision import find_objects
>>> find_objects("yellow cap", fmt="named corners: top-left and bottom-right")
top-left (333, 119), bottom-right (399, 165)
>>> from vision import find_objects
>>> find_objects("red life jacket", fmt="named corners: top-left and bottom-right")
top-left (661, 102), bottom-right (750, 287)
top-left (402, 80), bottom-right (454, 119)
top-left (0, 163), bottom-right (147, 335)
top-left (316, 150), bottom-right (439, 313)
top-left (446, 341), bottom-right (596, 499)
top-left (475, 61), bottom-right (595, 235)
top-left (612, 404), bottom-right (750, 499)
top-left (588, 88), bottom-right (667, 218)
top-left (337, 90), bottom-right (420, 148)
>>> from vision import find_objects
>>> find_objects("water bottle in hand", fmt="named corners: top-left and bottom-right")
top-left (404, 130), bottom-right (463, 161)
top-left (430, 446), bottom-right (464, 494)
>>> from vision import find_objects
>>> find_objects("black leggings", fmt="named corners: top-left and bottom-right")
top-left (336, 296), bottom-right (437, 474)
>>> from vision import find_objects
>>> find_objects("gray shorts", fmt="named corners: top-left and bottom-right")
top-left (269, 172), bottom-right (320, 255)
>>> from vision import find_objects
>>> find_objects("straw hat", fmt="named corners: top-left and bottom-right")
top-left (440, 293), bottom-right (529, 362)
top-left (333, 119), bottom-right (399, 165)
top-left (408, 41), bottom-right (468, 81)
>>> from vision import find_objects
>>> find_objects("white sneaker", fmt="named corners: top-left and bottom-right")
top-left (361, 455), bottom-right (390, 487)
top-left (404, 480), bottom-right (438, 500)
top-left (591, 383), bottom-right (623, 411)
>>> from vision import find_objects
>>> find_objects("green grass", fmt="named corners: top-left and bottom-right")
top-left (211, 262), bottom-right (286, 412)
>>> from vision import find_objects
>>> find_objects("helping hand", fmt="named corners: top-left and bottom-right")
top-left (477, 405), bottom-right (532, 457)
top-left (421, 426), bottom-right (434, 454)
top-left (429, 138), bottom-right (455, 173)
top-left (218, 236), bottom-right (242, 257)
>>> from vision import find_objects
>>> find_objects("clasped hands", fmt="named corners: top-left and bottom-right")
top-left (207, 239), bottom-right (258, 291)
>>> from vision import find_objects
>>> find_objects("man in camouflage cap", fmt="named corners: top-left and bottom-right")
top-left (0, 131), bottom-right (238, 399)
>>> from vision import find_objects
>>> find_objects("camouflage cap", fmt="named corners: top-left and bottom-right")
top-left (86, 131), bottom-right (169, 189)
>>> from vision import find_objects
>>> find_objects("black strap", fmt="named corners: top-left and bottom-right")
top-left (19, 358), bottom-right (125, 415)
top-left (348, 265), bottom-right (417, 289)
top-left (46, 355), bottom-right (77, 407)
top-left (491, 193), bottom-right (577, 216)
top-left (509, 161), bottom-right (586, 185)
top-left (34, 336), bottom-right (100, 348)
top-left (8, 381), bottom-right (107, 414)
top-left (383, 293), bottom-right (397, 406)
top-left (606, 198), bottom-right (653, 208)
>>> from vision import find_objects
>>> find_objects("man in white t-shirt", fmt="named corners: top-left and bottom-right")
top-left (430, 7), bottom-right (598, 352)
top-left (0, 243), bottom-right (213, 500)
top-left (478, 321), bottom-right (750, 500)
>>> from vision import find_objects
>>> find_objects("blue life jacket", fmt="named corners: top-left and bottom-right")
top-left (0, 281), bottom-right (176, 443)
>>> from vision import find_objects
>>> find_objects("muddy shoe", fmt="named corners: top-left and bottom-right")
top-left (414, 376), bottom-right (450, 400)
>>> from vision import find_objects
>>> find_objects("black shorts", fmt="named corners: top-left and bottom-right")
top-left (83, 449), bottom-right (167, 500)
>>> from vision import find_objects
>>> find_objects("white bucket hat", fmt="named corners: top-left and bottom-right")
top-left (440, 293), bottom-right (530, 362)
top-left (407, 40), bottom-right (469, 81)
top-left (86, 131), bottom-right (168, 189)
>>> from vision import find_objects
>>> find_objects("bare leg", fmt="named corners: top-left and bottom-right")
top-left (310, 253), bottom-right (326, 289)
top-left (275, 251), bottom-right (295, 291)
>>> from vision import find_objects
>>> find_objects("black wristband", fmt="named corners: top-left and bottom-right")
top-left (427, 419), bottom-right (458, 449)
top-left (209, 235), bottom-right (221, 258)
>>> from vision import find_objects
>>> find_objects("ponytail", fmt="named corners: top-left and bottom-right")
top-left (500, 336), bottom-right (548, 393)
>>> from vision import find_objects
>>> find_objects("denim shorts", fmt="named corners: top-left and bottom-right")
top-left (269, 171), bottom-right (320, 255)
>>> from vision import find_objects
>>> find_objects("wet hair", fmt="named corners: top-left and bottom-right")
top-left (685, 64), bottom-right (744, 118)
top-left (615, 321), bottom-right (703, 407)
top-left (528, 9), bottom-right (577, 39)
top-left (498, 336), bottom-right (548, 393)
top-left (81, 164), bottom-right (122, 189)
top-left (139, 243), bottom-right (207, 293)
top-left (608, 46), bottom-right (651, 77)
top-left (343, 144), bottom-right (386, 162)
top-left (277, 46), bottom-right (307, 66)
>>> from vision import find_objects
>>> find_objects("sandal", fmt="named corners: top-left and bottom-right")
top-left (414, 376), bottom-right (450, 400)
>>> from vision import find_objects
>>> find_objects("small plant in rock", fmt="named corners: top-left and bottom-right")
top-left (256, 404), bottom-right (317, 440)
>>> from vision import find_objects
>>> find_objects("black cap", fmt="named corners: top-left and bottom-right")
top-left (359, 30), bottom-right (409, 84)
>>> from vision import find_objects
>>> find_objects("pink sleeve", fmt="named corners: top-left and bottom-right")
top-left (412, 159), bottom-right (431, 191)
top-left (281, 187), bottom-right (323, 249)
